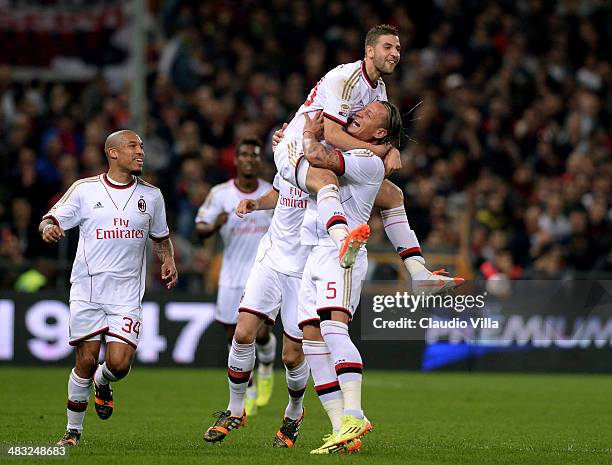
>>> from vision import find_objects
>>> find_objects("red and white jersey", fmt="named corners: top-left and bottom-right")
top-left (256, 174), bottom-right (310, 278)
top-left (43, 174), bottom-right (170, 306)
top-left (279, 59), bottom-right (387, 162)
top-left (301, 149), bottom-right (385, 247)
top-left (195, 179), bottom-right (272, 287)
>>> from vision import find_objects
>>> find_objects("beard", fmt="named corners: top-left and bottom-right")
top-left (130, 168), bottom-right (143, 176)
top-left (375, 57), bottom-right (396, 76)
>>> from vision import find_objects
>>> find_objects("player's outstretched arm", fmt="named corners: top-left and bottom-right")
top-left (195, 212), bottom-right (229, 239)
top-left (303, 111), bottom-right (343, 175)
top-left (38, 219), bottom-right (65, 243)
top-left (154, 237), bottom-right (178, 289)
top-left (235, 188), bottom-right (279, 218)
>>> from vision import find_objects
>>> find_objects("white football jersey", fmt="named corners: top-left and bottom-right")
top-left (43, 174), bottom-right (170, 306)
top-left (301, 149), bottom-right (385, 247)
top-left (256, 174), bottom-right (310, 278)
top-left (195, 179), bottom-right (272, 287)
top-left (279, 59), bottom-right (387, 163)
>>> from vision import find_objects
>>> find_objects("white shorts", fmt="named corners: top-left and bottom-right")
top-left (216, 286), bottom-right (245, 325)
top-left (239, 261), bottom-right (303, 341)
top-left (69, 300), bottom-right (142, 349)
top-left (274, 138), bottom-right (310, 193)
top-left (297, 246), bottom-right (368, 328)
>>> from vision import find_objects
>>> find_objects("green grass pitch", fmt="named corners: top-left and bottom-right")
top-left (0, 367), bottom-right (610, 464)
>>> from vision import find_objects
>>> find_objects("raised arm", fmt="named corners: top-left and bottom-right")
top-left (152, 237), bottom-right (178, 289)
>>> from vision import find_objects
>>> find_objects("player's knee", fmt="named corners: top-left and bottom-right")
top-left (105, 355), bottom-right (132, 380)
top-left (233, 325), bottom-right (257, 345)
top-left (307, 167), bottom-right (338, 193)
top-left (75, 354), bottom-right (98, 378)
top-left (282, 346), bottom-right (304, 368)
top-left (376, 180), bottom-right (404, 210)
top-left (302, 323), bottom-right (323, 342)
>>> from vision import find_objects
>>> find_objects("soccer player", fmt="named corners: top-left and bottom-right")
top-left (40, 130), bottom-right (178, 446)
top-left (203, 175), bottom-right (310, 448)
top-left (273, 24), bottom-right (462, 291)
top-left (298, 107), bottom-right (399, 454)
top-left (195, 137), bottom-right (275, 412)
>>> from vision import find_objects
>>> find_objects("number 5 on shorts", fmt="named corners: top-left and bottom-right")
top-left (326, 282), bottom-right (337, 299)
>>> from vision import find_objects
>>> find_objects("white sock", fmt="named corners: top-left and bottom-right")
top-left (94, 362), bottom-right (118, 386)
top-left (66, 368), bottom-right (92, 432)
top-left (284, 361), bottom-right (309, 420)
top-left (256, 333), bottom-right (277, 377)
top-left (406, 257), bottom-right (429, 278)
top-left (320, 320), bottom-right (364, 419)
top-left (303, 340), bottom-right (344, 431)
top-left (323, 398), bottom-right (345, 433)
top-left (227, 339), bottom-right (255, 416)
top-left (380, 207), bottom-right (426, 274)
top-left (317, 184), bottom-right (349, 249)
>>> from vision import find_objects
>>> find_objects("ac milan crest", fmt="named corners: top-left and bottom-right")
top-left (137, 198), bottom-right (146, 212)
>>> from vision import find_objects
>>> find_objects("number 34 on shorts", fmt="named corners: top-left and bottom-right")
top-left (68, 300), bottom-right (143, 348)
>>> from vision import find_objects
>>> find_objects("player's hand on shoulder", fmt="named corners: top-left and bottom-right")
top-left (161, 260), bottom-right (178, 289)
top-left (236, 199), bottom-right (257, 218)
top-left (303, 110), bottom-right (324, 140)
top-left (215, 212), bottom-right (229, 227)
top-left (41, 224), bottom-right (65, 243)
top-left (383, 147), bottom-right (402, 176)
top-left (272, 123), bottom-right (288, 151)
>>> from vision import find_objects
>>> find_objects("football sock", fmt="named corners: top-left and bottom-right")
top-left (320, 320), bottom-right (364, 419)
top-left (246, 374), bottom-right (257, 403)
top-left (94, 362), bottom-right (119, 386)
top-left (227, 339), bottom-right (255, 416)
top-left (284, 361), bottom-right (309, 420)
top-left (303, 340), bottom-right (344, 432)
top-left (66, 368), bottom-right (92, 432)
top-left (256, 332), bottom-right (276, 376)
top-left (380, 207), bottom-right (426, 275)
top-left (317, 184), bottom-right (349, 249)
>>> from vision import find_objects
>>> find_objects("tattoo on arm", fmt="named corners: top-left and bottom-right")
top-left (302, 135), bottom-right (343, 175)
top-left (153, 238), bottom-right (174, 263)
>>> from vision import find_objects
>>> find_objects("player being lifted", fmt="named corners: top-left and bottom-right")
top-left (195, 137), bottom-right (275, 413)
top-left (273, 24), bottom-right (462, 291)
top-left (203, 173), bottom-right (311, 448)
top-left (203, 101), bottom-right (405, 453)
top-left (298, 107), bottom-right (397, 454)
top-left (40, 130), bottom-right (178, 446)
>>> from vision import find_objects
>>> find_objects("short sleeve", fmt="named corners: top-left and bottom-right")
top-left (273, 173), bottom-right (281, 191)
top-left (149, 191), bottom-right (170, 241)
top-left (195, 185), bottom-right (224, 224)
top-left (43, 181), bottom-right (84, 230)
top-left (341, 150), bottom-right (385, 185)
top-left (321, 72), bottom-right (353, 126)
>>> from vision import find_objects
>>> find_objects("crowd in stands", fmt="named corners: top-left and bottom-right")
top-left (0, 0), bottom-right (610, 291)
